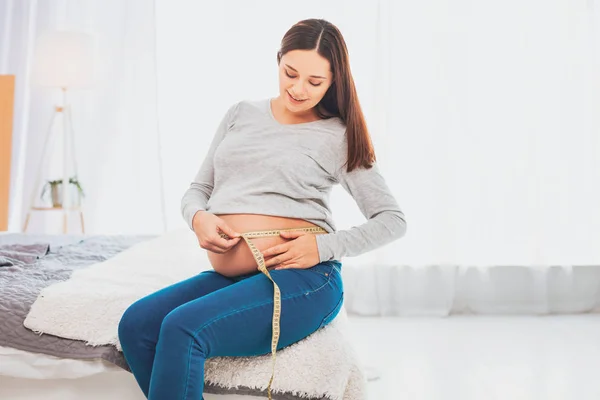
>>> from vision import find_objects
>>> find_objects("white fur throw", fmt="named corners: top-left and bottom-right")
top-left (24, 229), bottom-right (367, 400)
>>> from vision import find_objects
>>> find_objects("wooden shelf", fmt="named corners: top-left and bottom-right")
top-left (31, 206), bottom-right (82, 211)
top-left (23, 206), bottom-right (85, 234)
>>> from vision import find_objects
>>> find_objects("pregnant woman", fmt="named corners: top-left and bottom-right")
top-left (118, 18), bottom-right (407, 400)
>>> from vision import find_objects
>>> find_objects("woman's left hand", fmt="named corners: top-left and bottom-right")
top-left (262, 231), bottom-right (320, 270)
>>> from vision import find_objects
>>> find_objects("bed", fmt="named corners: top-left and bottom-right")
top-left (0, 230), bottom-right (367, 400)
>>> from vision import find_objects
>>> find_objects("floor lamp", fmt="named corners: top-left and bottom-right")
top-left (22, 31), bottom-right (94, 234)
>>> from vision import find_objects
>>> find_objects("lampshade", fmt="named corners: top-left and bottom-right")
top-left (32, 31), bottom-right (94, 88)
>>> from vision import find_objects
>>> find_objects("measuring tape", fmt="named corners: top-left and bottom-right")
top-left (219, 226), bottom-right (327, 399)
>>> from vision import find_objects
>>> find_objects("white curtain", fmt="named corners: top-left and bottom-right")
top-left (154, 0), bottom-right (600, 315)
top-left (1, 0), bottom-right (35, 233)
top-left (3, 1), bottom-right (599, 314)
top-left (155, 0), bottom-right (600, 265)
top-left (375, 0), bottom-right (600, 268)
top-left (2, 0), bottom-right (164, 234)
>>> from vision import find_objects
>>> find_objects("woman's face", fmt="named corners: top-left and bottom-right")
top-left (278, 49), bottom-right (333, 114)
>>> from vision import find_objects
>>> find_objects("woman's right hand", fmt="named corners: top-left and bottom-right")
top-left (192, 211), bottom-right (242, 254)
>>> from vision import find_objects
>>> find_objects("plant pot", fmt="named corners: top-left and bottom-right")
top-left (49, 183), bottom-right (82, 208)
top-left (50, 184), bottom-right (62, 207)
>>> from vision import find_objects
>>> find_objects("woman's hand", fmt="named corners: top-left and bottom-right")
top-left (192, 211), bottom-right (241, 254)
top-left (262, 231), bottom-right (320, 270)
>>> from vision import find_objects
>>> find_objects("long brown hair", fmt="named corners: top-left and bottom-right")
top-left (277, 19), bottom-right (376, 173)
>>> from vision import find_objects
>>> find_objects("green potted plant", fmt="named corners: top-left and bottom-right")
top-left (40, 176), bottom-right (85, 208)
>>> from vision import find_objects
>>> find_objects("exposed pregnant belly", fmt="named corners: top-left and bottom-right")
top-left (209, 214), bottom-right (321, 277)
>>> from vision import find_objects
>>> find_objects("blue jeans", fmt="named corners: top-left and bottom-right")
top-left (118, 260), bottom-right (344, 400)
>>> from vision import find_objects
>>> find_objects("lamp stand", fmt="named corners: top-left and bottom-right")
top-left (22, 87), bottom-right (85, 233)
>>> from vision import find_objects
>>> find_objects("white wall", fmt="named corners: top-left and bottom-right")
top-left (154, 0), bottom-right (381, 235)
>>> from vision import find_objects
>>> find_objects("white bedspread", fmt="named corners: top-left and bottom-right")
top-left (23, 228), bottom-right (367, 400)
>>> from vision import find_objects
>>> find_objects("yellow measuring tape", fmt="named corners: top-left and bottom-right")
top-left (220, 226), bottom-right (327, 399)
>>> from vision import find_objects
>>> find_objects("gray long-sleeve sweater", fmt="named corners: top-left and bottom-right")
top-left (181, 98), bottom-right (406, 262)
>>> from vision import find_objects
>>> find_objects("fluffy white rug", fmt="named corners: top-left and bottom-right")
top-left (24, 229), bottom-right (367, 400)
